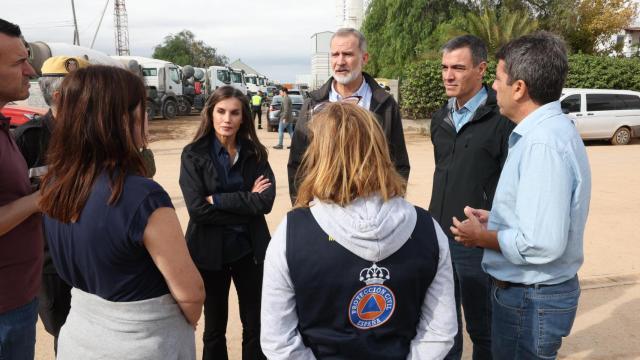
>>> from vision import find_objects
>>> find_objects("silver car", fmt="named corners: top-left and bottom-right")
top-left (561, 88), bottom-right (640, 145)
top-left (266, 95), bottom-right (304, 132)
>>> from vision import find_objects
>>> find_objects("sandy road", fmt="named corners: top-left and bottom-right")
top-left (35, 114), bottom-right (640, 359)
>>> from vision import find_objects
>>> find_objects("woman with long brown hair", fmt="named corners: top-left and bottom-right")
top-left (40, 65), bottom-right (205, 359)
top-left (261, 102), bottom-right (457, 359)
top-left (179, 85), bottom-right (275, 360)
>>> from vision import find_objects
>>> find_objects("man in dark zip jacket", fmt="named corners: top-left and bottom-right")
top-left (429, 35), bottom-right (515, 360)
top-left (287, 28), bottom-right (410, 204)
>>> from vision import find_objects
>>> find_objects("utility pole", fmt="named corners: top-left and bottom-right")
top-left (71, 0), bottom-right (80, 45)
top-left (114, 0), bottom-right (130, 55)
top-left (91, 0), bottom-right (110, 49)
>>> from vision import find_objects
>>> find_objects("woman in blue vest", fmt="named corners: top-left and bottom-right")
top-left (261, 102), bottom-right (457, 359)
top-left (179, 86), bottom-right (275, 360)
top-left (39, 66), bottom-right (205, 358)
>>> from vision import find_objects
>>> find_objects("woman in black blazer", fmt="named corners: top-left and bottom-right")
top-left (179, 86), bottom-right (275, 360)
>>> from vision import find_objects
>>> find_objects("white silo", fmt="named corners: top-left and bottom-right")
top-left (336, 0), bottom-right (364, 29)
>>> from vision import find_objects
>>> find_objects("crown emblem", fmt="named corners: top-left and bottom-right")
top-left (359, 263), bottom-right (390, 285)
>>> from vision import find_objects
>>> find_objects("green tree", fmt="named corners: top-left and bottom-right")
top-left (564, 0), bottom-right (637, 54)
top-left (152, 30), bottom-right (228, 67)
top-left (461, 1), bottom-right (538, 54)
top-left (361, 0), bottom-right (468, 78)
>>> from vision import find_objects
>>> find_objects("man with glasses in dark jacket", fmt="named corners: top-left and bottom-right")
top-left (287, 28), bottom-right (410, 204)
top-left (429, 35), bottom-right (515, 360)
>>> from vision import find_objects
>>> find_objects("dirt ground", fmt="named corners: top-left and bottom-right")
top-left (34, 114), bottom-right (640, 359)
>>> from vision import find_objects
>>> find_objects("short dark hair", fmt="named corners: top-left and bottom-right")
top-left (442, 35), bottom-right (487, 66)
top-left (496, 31), bottom-right (568, 105)
top-left (0, 19), bottom-right (21, 38)
top-left (281, 87), bottom-right (288, 94)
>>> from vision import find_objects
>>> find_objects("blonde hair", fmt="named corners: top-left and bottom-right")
top-left (294, 102), bottom-right (406, 208)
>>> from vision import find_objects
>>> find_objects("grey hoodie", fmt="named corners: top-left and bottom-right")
top-left (260, 195), bottom-right (457, 360)
top-left (309, 195), bottom-right (417, 262)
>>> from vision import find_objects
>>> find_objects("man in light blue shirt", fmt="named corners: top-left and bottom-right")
top-left (450, 86), bottom-right (487, 132)
top-left (450, 32), bottom-right (591, 359)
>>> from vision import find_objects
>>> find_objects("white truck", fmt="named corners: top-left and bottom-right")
top-left (245, 73), bottom-right (259, 96)
top-left (205, 65), bottom-right (232, 95)
top-left (112, 56), bottom-right (183, 119)
top-left (258, 76), bottom-right (268, 93)
top-left (229, 68), bottom-right (248, 95)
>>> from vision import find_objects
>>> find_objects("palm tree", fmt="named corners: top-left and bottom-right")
top-left (463, 1), bottom-right (538, 54)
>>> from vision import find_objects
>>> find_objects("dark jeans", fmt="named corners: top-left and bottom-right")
top-left (445, 241), bottom-right (493, 360)
top-left (0, 298), bottom-right (38, 360)
top-left (200, 255), bottom-right (266, 360)
top-left (252, 106), bottom-right (262, 126)
top-left (38, 273), bottom-right (72, 353)
top-left (492, 276), bottom-right (580, 360)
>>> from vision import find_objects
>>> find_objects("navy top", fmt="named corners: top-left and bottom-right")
top-left (286, 207), bottom-right (439, 359)
top-left (44, 173), bottom-right (172, 302)
top-left (210, 135), bottom-right (251, 263)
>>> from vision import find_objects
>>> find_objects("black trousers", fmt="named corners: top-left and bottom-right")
top-left (200, 255), bottom-right (266, 360)
top-left (38, 273), bottom-right (72, 354)
top-left (252, 106), bottom-right (262, 126)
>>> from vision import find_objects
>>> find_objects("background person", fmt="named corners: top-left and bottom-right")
top-left (261, 102), bottom-right (457, 359)
top-left (251, 90), bottom-right (263, 129)
top-left (40, 65), bottom-right (205, 359)
top-left (430, 35), bottom-right (515, 360)
top-left (179, 86), bottom-right (275, 360)
top-left (288, 27), bottom-right (410, 204)
top-left (0, 18), bottom-right (43, 360)
top-left (450, 32), bottom-right (591, 360)
top-left (13, 55), bottom-right (89, 354)
top-left (273, 87), bottom-right (293, 149)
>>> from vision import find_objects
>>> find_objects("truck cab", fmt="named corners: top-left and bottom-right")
top-left (245, 73), bottom-right (259, 96)
top-left (230, 68), bottom-right (248, 95)
top-left (112, 56), bottom-right (183, 119)
top-left (206, 66), bottom-right (232, 96)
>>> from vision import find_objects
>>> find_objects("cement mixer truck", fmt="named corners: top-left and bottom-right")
top-left (28, 41), bottom-right (125, 75)
top-left (112, 55), bottom-right (184, 119)
top-left (179, 65), bottom-right (206, 115)
top-left (23, 42), bottom-right (126, 108)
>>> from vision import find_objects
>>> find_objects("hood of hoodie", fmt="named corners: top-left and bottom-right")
top-left (309, 195), bottom-right (417, 263)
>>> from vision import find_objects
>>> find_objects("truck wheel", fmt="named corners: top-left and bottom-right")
top-left (611, 127), bottom-right (631, 145)
top-left (162, 99), bottom-right (178, 119)
top-left (178, 98), bottom-right (192, 116)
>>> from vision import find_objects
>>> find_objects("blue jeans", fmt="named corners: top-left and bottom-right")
top-left (445, 241), bottom-right (493, 360)
top-left (492, 276), bottom-right (580, 360)
top-left (277, 120), bottom-right (293, 146)
top-left (0, 298), bottom-right (38, 360)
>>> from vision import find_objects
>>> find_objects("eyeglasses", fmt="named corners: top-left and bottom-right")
top-left (311, 95), bottom-right (363, 114)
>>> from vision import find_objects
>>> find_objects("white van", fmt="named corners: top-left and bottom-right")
top-left (560, 88), bottom-right (640, 145)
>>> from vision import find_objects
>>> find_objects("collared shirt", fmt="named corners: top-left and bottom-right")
top-left (450, 86), bottom-right (487, 132)
top-left (329, 76), bottom-right (372, 110)
top-left (482, 101), bottom-right (591, 285)
top-left (210, 135), bottom-right (251, 263)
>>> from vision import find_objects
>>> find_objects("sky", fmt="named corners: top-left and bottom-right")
top-left (3, 0), bottom-right (338, 83)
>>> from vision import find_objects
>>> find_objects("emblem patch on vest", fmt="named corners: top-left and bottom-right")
top-left (348, 263), bottom-right (395, 329)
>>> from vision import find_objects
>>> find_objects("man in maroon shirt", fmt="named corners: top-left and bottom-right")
top-left (0, 18), bottom-right (43, 360)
